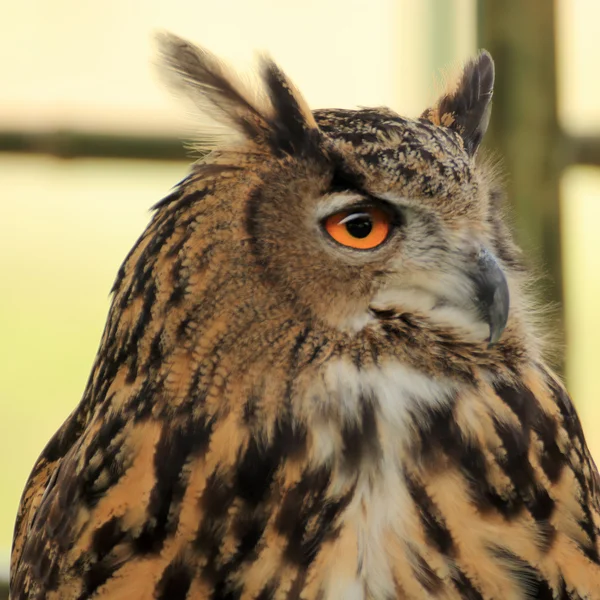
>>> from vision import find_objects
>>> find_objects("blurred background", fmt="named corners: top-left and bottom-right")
top-left (1, 0), bottom-right (599, 589)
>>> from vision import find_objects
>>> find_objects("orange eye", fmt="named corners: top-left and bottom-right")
top-left (324, 207), bottom-right (391, 249)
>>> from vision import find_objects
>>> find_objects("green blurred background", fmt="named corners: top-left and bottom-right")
top-left (1, 0), bottom-right (599, 586)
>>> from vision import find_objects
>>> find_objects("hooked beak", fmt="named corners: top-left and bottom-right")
top-left (470, 248), bottom-right (510, 347)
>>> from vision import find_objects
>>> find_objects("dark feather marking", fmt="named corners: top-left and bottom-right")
top-left (409, 400), bottom-right (522, 518)
top-left (370, 306), bottom-right (397, 320)
top-left (412, 551), bottom-right (443, 593)
top-left (144, 213), bottom-right (177, 260)
top-left (456, 439), bottom-right (523, 518)
top-left (40, 464), bottom-right (80, 552)
top-left (80, 414), bottom-right (128, 507)
top-left (340, 393), bottom-right (381, 473)
top-left (129, 375), bottom-right (167, 421)
top-left (158, 185), bottom-right (212, 214)
top-left (231, 510), bottom-right (270, 559)
top-left (79, 563), bottom-right (117, 599)
top-left (124, 280), bottom-right (157, 383)
top-left (430, 122), bottom-right (466, 152)
top-left (91, 516), bottom-right (126, 560)
top-left (534, 409), bottom-right (567, 483)
top-left (304, 338), bottom-right (329, 366)
top-left (97, 342), bottom-right (126, 396)
top-left (211, 580), bottom-right (243, 600)
top-left (546, 377), bottom-right (600, 560)
top-left (81, 518), bottom-right (128, 600)
top-left (408, 396), bottom-right (457, 466)
top-left (196, 477), bottom-right (271, 587)
top-left (378, 320), bottom-right (476, 383)
top-left (126, 352), bottom-right (138, 385)
top-left (176, 315), bottom-right (195, 342)
top-left (276, 466), bottom-right (353, 568)
top-left (156, 558), bottom-right (193, 600)
top-left (200, 472), bottom-right (235, 521)
top-left (144, 327), bottom-right (164, 372)
top-left (535, 519), bottom-right (558, 554)
top-left (165, 226), bottom-right (193, 260)
top-left (133, 416), bottom-right (214, 554)
top-left (151, 183), bottom-right (187, 211)
top-left (328, 158), bottom-right (367, 194)
top-left (256, 580), bottom-right (278, 600)
top-left (234, 413), bottom-right (307, 506)
top-left (29, 550), bottom-right (60, 594)
top-left (111, 263), bottom-right (127, 295)
top-left (282, 323), bottom-right (314, 398)
top-left (167, 258), bottom-right (187, 306)
top-left (492, 383), bottom-right (560, 527)
top-left (196, 510), bottom-right (271, 594)
top-left (41, 411), bottom-right (86, 463)
top-left (234, 435), bottom-right (280, 507)
top-left (329, 130), bottom-right (380, 146)
top-left (242, 384), bottom-right (262, 426)
top-left (408, 395), bottom-right (516, 517)
top-left (194, 509), bottom-right (228, 567)
top-left (488, 545), bottom-right (554, 599)
top-left (556, 576), bottom-right (583, 600)
top-left (131, 246), bottom-right (158, 298)
top-left (286, 572), bottom-right (308, 600)
top-left (451, 570), bottom-right (484, 600)
top-left (404, 473), bottom-right (455, 555)
top-left (545, 375), bottom-right (587, 443)
top-left (492, 419), bottom-right (555, 523)
top-left (289, 324), bottom-right (311, 365)
top-left (168, 240), bottom-right (221, 308)
top-left (244, 184), bottom-right (268, 275)
top-left (262, 60), bottom-right (317, 157)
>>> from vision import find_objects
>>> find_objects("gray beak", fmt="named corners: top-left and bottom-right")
top-left (470, 248), bottom-right (510, 347)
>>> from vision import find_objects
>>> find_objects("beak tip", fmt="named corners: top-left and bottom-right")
top-left (487, 325), bottom-right (504, 348)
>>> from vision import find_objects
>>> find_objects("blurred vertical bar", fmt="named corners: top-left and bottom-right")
top-left (430, 1), bottom-right (457, 72)
top-left (477, 0), bottom-right (565, 359)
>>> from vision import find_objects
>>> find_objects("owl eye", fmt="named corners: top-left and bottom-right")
top-left (324, 207), bottom-right (391, 249)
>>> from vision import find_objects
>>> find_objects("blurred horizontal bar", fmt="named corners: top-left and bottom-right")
top-left (0, 129), bottom-right (599, 168)
top-left (0, 129), bottom-right (188, 161)
top-left (568, 134), bottom-right (600, 168)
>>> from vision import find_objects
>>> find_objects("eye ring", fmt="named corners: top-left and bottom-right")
top-left (324, 206), bottom-right (392, 250)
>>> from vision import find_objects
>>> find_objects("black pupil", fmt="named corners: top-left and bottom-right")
top-left (345, 215), bottom-right (373, 239)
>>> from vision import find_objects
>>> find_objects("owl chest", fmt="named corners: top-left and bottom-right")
top-left (304, 360), bottom-right (455, 599)
top-left (324, 460), bottom-right (412, 600)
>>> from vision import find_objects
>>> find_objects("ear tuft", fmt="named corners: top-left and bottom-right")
top-left (422, 50), bottom-right (495, 156)
top-left (156, 32), bottom-right (318, 156)
top-left (261, 59), bottom-right (318, 155)
top-left (156, 32), bottom-right (270, 145)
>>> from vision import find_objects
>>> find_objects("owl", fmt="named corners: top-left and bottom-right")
top-left (10, 33), bottom-right (600, 600)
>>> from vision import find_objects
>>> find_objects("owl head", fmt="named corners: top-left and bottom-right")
top-left (141, 34), bottom-right (530, 375)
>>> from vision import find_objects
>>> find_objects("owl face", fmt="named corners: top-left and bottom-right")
top-left (159, 35), bottom-right (513, 349)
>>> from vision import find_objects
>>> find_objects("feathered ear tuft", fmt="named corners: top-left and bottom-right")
top-left (156, 32), bottom-right (270, 145)
top-left (422, 50), bottom-right (495, 156)
top-left (261, 58), bottom-right (319, 156)
top-left (156, 32), bottom-right (318, 155)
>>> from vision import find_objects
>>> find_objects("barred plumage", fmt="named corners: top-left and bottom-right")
top-left (10, 33), bottom-right (600, 599)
